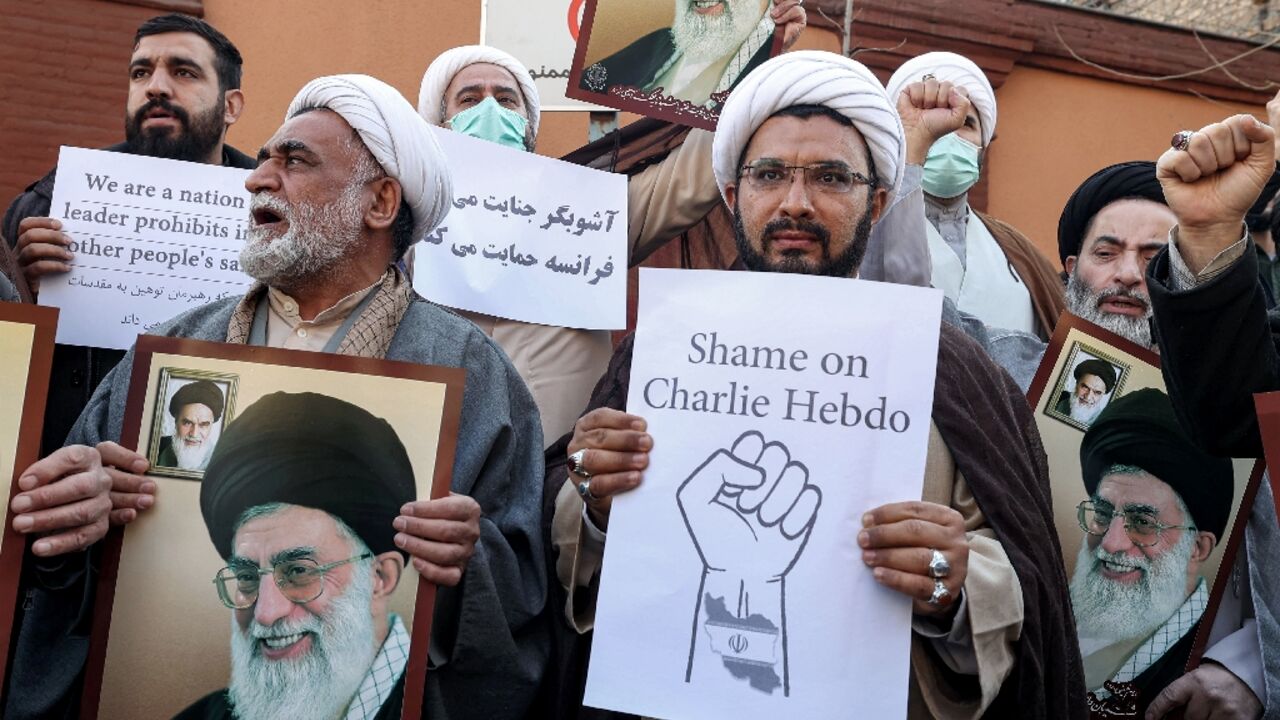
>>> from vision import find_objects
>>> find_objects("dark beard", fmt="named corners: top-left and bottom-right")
top-left (124, 97), bottom-right (225, 162)
top-left (733, 194), bottom-right (874, 278)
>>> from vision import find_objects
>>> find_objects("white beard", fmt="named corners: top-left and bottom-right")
top-left (1069, 530), bottom-right (1196, 645)
top-left (670, 0), bottom-right (764, 64)
top-left (171, 425), bottom-right (218, 471)
top-left (228, 561), bottom-right (377, 720)
top-left (1066, 270), bottom-right (1154, 348)
top-left (1068, 393), bottom-right (1106, 425)
top-left (240, 181), bottom-right (365, 289)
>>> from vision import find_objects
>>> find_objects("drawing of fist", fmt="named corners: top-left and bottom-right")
top-left (678, 430), bottom-right (822, 581)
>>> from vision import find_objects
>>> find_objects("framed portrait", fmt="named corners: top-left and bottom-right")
top-left (145, 368), bottom-right (239, 480)
top-left (566, 0), bottom-right (784, 130)
top-left (1253, 392), bottom-right (1280, 522)
top-left (1028, 314), bottom-right (1262, 716)
top-left (0, 303), bottom-right (57, 698)
top-left (1041, 341), bottom-right (1131, 432)
top-left (81, 337), bottom-right (464, 720)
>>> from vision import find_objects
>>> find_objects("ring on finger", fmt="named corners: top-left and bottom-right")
top-left (576, 479), bottom-right (600, 503)
top-left (928, 548), bottom-right (951, 579)
top-left (1171, 130), bottom-right (1194, 152)
top-left (927, 579), bottom-right (951, 606)
top-left (568, 448), bottom-right (591, 479)
top-left (921, 73), bottom-right (936, 82)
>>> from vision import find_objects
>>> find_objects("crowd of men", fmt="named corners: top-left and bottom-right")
top-left (0, 7), bottom-right (1276, 720)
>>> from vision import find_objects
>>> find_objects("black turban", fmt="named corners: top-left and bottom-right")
top-left (170, 380), bottom-right (225, 421)
top-left (1073, 358), bottom-right (1117, 393)
top-left (1057, 161), bottom-right (1166, 267)
top-left (200, 391), bottom-right (416, 560)
top-left (1080, 388), bottom-right (1234, 542)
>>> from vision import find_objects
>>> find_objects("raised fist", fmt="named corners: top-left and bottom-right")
top-left (898, 80), bottom-right (973, 164)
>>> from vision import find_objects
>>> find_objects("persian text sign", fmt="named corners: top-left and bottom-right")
top-left (41, 147), bottom-right (253, 348)
top-left (413, 128), bottom-right (627, 329)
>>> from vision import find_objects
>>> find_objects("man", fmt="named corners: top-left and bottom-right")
top-left (416, 5), bottom-right (803, 445)
top-left (1055, 358), bottom-right (1117, 426)
top-left (157, 379), bottom-right (224, 471)
top-left (548, 51), bottom-right (1084, 718)
top-left (4, 13), bottom-right (253, 458)
top-left (1057, 161), bottom-right (1174, 351)
top-left (579, 0), bottom-right (779, 106)
top-left (884, 52), bottom-right (1065, 340)
top-left (7, 74), bottom-right (546, 720)
top-left (176, 392), bottom-right (416, 720)
top-left (1069, 389), bottom-right (1234, 716)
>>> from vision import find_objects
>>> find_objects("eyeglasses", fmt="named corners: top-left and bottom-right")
top-left (1076, 500), bottom-right (1195, 548)
top-left (739, 160), bottom-right (876, 194)
top-left (213, 553), bottom-right (372, 610)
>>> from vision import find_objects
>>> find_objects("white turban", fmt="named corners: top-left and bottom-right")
top-left (417, 45), bottom-right (541, 140)
top-left (712, 51), bottom-right (905, 205)
top-left (287, 74), bottom-right (453, 244)
top-left (885, 52), bottom-right (997, 148)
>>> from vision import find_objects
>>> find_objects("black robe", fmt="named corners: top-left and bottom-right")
top-left (1148, 241), bottom-right (1278, 458)
top-left (579, 28), bottom-right (772, 99)
top-left (1085, 624), bottom-right (1198, 719)
top-left (542, 324), bottom-right (1087, 719)
top-left (172, 674), bottom-right (405, 720)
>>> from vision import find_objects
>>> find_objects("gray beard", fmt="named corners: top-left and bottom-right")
top-left (228, 560), bottom-right (377, 720)
top-left (170, 427), bottom-right (216, 471)
top-left (670, 0), bottom-right (763, 64)
top-left (1068, 393), bottom-right (1105, 425)
top-left (1065, 270), bottom-right (1153, 348)
top-left (240, 182), bottom-right (365, 291)
top-left (1069, 530), bottom-right (1196, 645)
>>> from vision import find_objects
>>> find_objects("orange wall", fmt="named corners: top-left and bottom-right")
top-left (987, 66), bottom-right (1258, 269)
top-left (204, 0), bottom-right (837, 161)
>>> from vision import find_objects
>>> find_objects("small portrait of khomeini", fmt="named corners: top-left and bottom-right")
top-left (149, 370), bottom-right (238, 479)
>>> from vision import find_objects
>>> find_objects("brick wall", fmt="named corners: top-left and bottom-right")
top-left (0, 0), bottom-right (181, 231)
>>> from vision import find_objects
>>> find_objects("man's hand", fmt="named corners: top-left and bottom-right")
top-left (1145, 663), bottom-right (1262, 720)
top-left (678, 431), bottom-right (821, 581)
top-left (898, 80), bottom-right (972, 165)
top-left (1157, 115), bottom-right (1275, 273)
top-left (860, 501), bottom-right (969, 617)
top-left (15, 216), bottom-right (73, 294)
top-left (97, 441), bottom-right (154, 525)
top-left (394, 494), bottom-right (481, 586)
top-left (1266, 88), bottom-right (1280, 159)
top-left (772, 0), bottom-right (806, 52)
top-left (566, 408), bottom-right (651, 531)
top-left (9, 445), bottom-right (111, 556)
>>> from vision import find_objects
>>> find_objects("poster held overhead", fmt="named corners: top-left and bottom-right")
top-left (584, 268), bottom-right (943, 719)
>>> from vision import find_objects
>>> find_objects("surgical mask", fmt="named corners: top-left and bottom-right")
top-left (448, 96), bottom-right (529, 151)
top-left (921, 133), bottom-right (981, 199)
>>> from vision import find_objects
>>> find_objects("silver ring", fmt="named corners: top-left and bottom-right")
top-left (568, 448), bottom-right (591, 479)
top-left (921, 73), bottom-right (936, 82)
top-left (928, 549), bottom-right (951, 579)
top-left (927, 579), bottom-right (951, 606)
top-left (576, 480), bottom-right (599, 503)
top-left (1172, 130), bottom-right (1194, 152)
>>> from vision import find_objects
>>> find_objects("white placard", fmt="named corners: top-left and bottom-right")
top-left (482, 0), bottom-right (606, 111)
top-left (585, 269), bottom-right (944, 719)
top-left (40, 147), bottom-right (253, 349)
top-left (413, 128), bottom-right (627, 329)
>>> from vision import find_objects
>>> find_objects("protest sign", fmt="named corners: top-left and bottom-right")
top-left (413, 127), bottom-right (627, 329)
top-left (566, 0), bottom-right (782, 130)
top-left (584, 269), bottom-right (943, 719)
top-left (83, 337), bottom-right (464, 720)
top-left (0, 303), bottom-right (57, 698)
top-left (1027, 315), bottom-right (1260, 714)
top-left (482, 0), bottom-right (607, 111)
top-left (40, 147), bottom-right (254, 349)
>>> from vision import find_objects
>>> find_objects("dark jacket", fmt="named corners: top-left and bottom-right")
top-left (1, 142), bottom-right (255, 457)
top-left (1147, 242), bottom-right (1276, 458)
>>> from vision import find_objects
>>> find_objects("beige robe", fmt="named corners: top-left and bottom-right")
top-left (460, 129), bottom-right (720, 447)
top-left (552, 421), bottom-right (1023, 719)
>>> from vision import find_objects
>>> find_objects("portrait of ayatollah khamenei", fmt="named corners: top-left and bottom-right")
top-left (82, 337), bottom-right (463, 720)
top-left (568, 0), bottom-right (783, 129)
